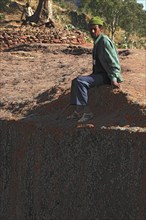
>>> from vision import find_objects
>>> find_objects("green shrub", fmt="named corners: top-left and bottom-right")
top-left (0, 0), bottom-right (10, 11)
top-left (0, 13), bottom-right (5, 20)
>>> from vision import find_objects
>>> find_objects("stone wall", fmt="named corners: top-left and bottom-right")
top-left (0, 28), bottom-right (87, 51)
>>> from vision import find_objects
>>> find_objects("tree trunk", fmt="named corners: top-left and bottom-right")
top-left (44, 0), bottom-right (53, 21)
top-left (27, 0), bottom-right (53, 23)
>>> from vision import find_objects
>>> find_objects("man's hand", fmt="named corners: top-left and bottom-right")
top-left (111, 81), bottom-right (122, 90)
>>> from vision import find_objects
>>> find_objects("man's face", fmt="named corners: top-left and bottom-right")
top-left (89, 25), bottom-right (102, 39)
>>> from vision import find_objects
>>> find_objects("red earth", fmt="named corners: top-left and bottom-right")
top-left (0, 44), bottom-right (145, 130)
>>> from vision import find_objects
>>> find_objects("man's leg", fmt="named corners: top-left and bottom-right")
top-left (68, 74), bottom-right (105, 121)
top-left (70, 74), bottom-right (105, 106)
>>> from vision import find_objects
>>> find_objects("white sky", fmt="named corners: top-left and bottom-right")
top-left (137, 0), bottom-right (146, 10)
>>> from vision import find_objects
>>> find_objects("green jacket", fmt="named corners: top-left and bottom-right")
top-left (93, 34), bottom-right (123, 83)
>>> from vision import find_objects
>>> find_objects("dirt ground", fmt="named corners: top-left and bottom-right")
top-left (0, 43), bottom-right (146, 130)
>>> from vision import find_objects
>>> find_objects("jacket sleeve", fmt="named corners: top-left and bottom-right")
top-left (99, 37), bottom-right (123, 82)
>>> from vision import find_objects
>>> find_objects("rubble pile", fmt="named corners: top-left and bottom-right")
top-left (0, 27), bottom-right (88, 51)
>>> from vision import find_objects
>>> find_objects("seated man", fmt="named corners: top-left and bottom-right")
top-left (21, 2), bottom-right (34, 22)
top-left (67, 16), bottom-right (123, 123)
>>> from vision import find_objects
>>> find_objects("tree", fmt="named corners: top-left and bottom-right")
top-left (78, 0), bottom-right (93, 13)
top-left (27, 0), bottom-right (53, 23)
top-left (79, 0), bottom-right (146, 41)
top-left (44, 0), bottom-right (53, 21)
top-left (96, 0), bottom-right (124, 41)
top-left (120, 0), bottom-right (146, 37)
top-left (79, 0), bottom-right (124, 40)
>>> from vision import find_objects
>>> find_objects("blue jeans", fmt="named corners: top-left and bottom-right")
top-left (70, 74), bottom-right (109, 105)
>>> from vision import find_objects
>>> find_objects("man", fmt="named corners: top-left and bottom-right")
top-left (67, 16), bottom-right (123, 123)
top-left (21, 2), bottom-right (34, 21)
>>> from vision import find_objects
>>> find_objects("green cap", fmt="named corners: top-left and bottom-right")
top-left (89, 16), bottom-right (104, 26)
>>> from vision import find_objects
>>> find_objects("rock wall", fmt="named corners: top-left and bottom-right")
top-left (0, 119), bottom-right (145, 220)
top-left (0, 28), bottom-right (87, 51)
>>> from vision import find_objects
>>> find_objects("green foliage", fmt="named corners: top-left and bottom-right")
top-left (53, 0), bottom-right (77, 10)
top-left (120, 0), bottom-right (146, 37)
top-left (79, 0), bottom-right (146, 40)
top-left (0, 0), bottom-right (10, 11)
top-left (0, 13), bottom-right (5, 20)
top-left (65, 24), bottom-right (76, 30)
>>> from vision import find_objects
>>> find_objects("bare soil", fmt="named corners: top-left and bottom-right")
top-left (0, 43), bottom-right (146, 130)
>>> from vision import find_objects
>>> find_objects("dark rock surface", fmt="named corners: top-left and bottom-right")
top-left (0, 119), bottom-right (145, 220)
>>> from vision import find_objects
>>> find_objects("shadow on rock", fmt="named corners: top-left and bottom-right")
top-left (20, 85), bottom-right (146, 129)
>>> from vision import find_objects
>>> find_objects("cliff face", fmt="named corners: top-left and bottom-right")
top-left (0, 118), bottom-right (145, 220)
top-left (0, 45), bottom-right (146, 219)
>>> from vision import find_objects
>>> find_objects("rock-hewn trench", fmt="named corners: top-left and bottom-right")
top-left (0, 45), bottom-right (145, 220)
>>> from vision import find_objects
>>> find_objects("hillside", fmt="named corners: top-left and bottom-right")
top-left (0, 44), bottom-right (145, 123)
top-left (0, 1), bottom-right (146, 220)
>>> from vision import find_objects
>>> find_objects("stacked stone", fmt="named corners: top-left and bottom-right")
top-left (0, 28), bottom-right (87, 51)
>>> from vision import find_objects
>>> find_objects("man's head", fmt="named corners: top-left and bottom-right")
top-left (26, 3), bottom-right (29, 7)
top-left (89, 16), bottom-right (104, 39)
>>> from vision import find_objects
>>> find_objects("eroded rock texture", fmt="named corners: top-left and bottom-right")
top-left (0, 120), bottom-right (145, 220)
